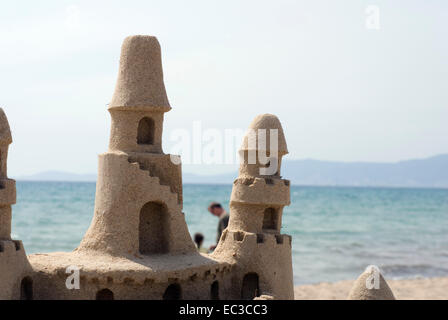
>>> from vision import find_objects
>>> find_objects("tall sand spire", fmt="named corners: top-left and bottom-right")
top-left (78, 35), bottom-right (194, 256)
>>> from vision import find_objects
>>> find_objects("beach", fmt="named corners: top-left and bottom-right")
top-left (294, 277), bottom-right (448, 300)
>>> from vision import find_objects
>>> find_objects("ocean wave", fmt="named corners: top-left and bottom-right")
top-left (380, 264), bottom-right (448, 278)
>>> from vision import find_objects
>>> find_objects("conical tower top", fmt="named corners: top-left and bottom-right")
top-left (240, 113), bottom-right (288, 155)
top-left (109, 35), bottom-right (171, 111)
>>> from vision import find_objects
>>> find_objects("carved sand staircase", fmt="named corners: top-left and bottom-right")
top-left (127, 158), bottom-right (181, 205)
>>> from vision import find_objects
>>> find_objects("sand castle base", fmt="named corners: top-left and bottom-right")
top-left (28, 252), bottom-right (231, 300)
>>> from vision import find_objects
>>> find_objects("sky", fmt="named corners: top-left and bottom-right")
top-left (0, 0), bottom-right (447, 176)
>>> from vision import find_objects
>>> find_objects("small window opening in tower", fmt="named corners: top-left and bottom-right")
top-left (262, 207), bottom-right (278, 231)
top-left (137, 117), bottom-right (155, 145)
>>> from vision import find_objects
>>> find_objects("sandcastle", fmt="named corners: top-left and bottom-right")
top-left (0, 35), bottom-right (398, 301)
top-left (0, 35), bottom-right (294, 300)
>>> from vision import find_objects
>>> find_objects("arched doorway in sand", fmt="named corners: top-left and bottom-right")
top-left (139, 201), bottom-right (169, 254)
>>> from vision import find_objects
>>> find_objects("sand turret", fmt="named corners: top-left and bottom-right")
top-left (213, 114), bottom-right (294, 299)
top-left (0, 108), bottom-right (32, 299)
top-left (347, 266), bottom-right (396, 300)
top-left (229, 113), bottom-right (290, 234)
top-left (0, 108), bottom-right (15, 240)
top-left (78, 35), bottom-right (194, 256)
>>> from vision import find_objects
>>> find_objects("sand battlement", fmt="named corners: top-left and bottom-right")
top-left (233, 176), bottom-right (290, 187)
top-left (0, 240), bottom-right (23, 255)
top-left (231, 177), bottom-right (290, 206)
top-left (222, 230), bottom-right (292, 248)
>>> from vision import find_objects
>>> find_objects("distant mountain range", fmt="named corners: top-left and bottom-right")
top-left (16, 171), bottom-right (97, 182)
top-left (15, 154), bottom-right (448, 188)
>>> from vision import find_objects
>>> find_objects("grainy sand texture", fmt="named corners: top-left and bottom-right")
top-left (294, 277), bottom-right (448, 300)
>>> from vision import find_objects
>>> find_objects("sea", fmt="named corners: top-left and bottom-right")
top-left (11, 181), bottom-right (448, 285)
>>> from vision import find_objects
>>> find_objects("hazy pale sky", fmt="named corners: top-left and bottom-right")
top-left (1, 0), bottom-right (447, 176)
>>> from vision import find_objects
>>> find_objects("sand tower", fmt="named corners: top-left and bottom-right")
top-left (212, 114), bottom-right (294, 299)
top-left (0, 108), bottom-right (32, 299)
top-left (78, 35), bottom-right (196, 256)
top-left (27, 36), bottom-right (232, 300)
top-left (0, 108), bottom-right (14, 241)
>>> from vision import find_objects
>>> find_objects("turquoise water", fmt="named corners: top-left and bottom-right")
top-left (12, 181), bottom-right (448, 285)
